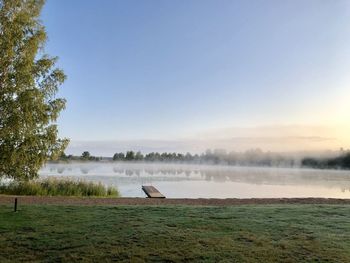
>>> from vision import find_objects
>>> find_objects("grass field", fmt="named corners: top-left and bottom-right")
top-left (0, 204), bottom-right (349, 262)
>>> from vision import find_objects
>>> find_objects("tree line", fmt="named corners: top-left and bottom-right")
top-left (301, 152), bottom-right (350, 169)
top-left (59, 151), bottom-right (102, 162)
top-left (56, 149), bottom-right (350, 170)
top-left (58, 149), bottom-right (300, 167)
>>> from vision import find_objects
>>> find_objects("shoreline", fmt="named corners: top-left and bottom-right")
top-left (1, 195), bottom-right (350, 206)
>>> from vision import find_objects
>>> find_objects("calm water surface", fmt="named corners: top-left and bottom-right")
top-left (39, 162), bottom-right (350, 198)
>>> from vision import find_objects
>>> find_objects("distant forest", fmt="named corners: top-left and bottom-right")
top-left (301, 152), bottom-right (350, 170)
top-left (56, 149), bottom-right (350, 170)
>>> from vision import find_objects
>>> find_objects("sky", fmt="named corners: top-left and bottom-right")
top-left (41, 0), bottom-right (350, 155)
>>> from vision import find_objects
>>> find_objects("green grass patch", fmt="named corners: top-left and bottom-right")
top-left (0, 178), bottom-right (119, 197)
top-left (0, 204), bottom-right (349, 262)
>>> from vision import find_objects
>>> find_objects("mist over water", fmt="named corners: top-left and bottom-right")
top-left (39, 162), bottom-right (350, 198)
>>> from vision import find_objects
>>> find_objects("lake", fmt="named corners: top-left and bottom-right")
top-left (39, 162), bottom-right (350, 198)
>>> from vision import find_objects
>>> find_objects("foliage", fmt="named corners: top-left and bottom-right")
top-left (57, 149), bottom-right (350, 170)
top-left (0, 204), bottom-right (349, 262)
top-left (0, 177), bottom-right (119, 197)
top-left (0, 0), bottom-right (68, 180)
top-left (108, 149), bottom-right (300, 167)
top-left (134, 151), bottom-right (143, 160)
top-left (53, 151), bottom-right (101, 162)
top-left (302, 152), bottom-right (350, 170)
top-left (125, 150), bottom-right (135, 160)
top-left (79, 151), bottom-right (101, 161)
top-left (113, 152), bottom-right (125, 161)
top-left (81, 151), bottom-right (91, 160)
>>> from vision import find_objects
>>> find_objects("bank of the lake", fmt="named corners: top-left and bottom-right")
top-left (1, 204), bottom-right (349, 262)
top-left (1, 195), bottom-right (350, 206)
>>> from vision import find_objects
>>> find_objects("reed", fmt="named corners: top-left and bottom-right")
top-left (0, 177), bottom-right (119, 197)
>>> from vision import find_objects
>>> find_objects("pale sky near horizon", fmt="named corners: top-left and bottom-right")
top-left (41, 0), bottom-right (350, 154)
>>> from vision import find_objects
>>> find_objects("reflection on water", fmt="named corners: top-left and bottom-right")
top-left (39, 162), bottom-right (350, 198)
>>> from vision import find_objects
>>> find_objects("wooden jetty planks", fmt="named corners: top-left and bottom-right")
top-left (142, 185), bottom-right (165, 198)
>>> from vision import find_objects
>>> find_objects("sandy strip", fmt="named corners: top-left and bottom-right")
top-left (1, 195), bottom-right (350, 206)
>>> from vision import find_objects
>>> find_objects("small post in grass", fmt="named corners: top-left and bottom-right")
top-left (14, 197), bottom-right (18, 212)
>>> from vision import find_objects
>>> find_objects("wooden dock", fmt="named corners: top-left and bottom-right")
top-left (142, 185), bottom-right (165, 198)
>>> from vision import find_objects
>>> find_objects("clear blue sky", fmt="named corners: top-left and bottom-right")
top-left (41, 0), bottom-right (350, 153)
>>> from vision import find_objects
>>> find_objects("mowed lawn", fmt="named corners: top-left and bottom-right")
top-left (0, 204), bottom-right (350, 262)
